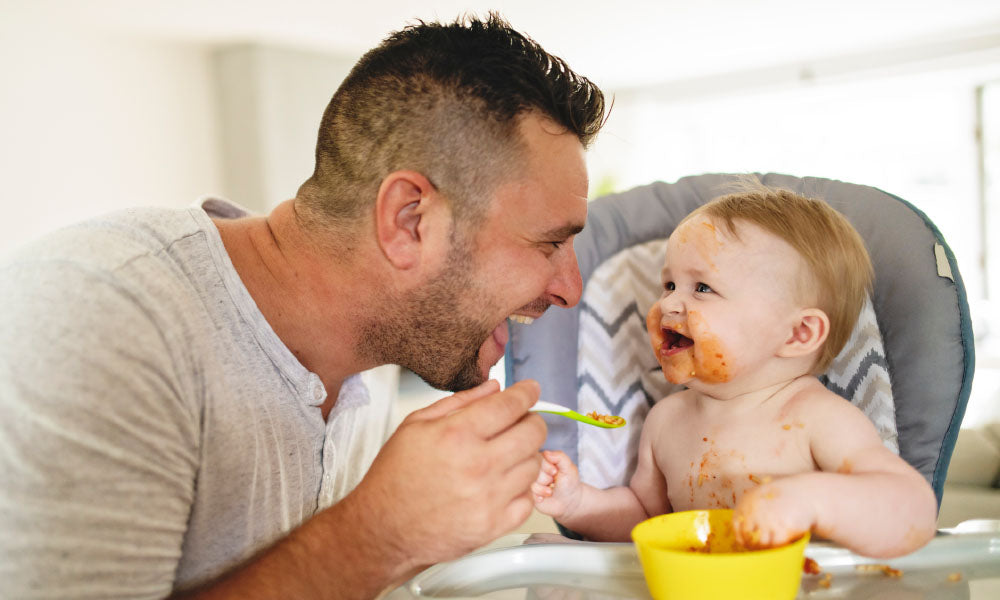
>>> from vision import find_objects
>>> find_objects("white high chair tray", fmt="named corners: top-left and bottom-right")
top-left (385, 522), bottom-right (1000, 599)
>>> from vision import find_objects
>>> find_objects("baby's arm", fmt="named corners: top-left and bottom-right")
top-left (733, 396), bottom-right (937, 558)
top-left (532, 410), bottom-right (672, 541)
top-left (532, 450), bottom-right (586, 520)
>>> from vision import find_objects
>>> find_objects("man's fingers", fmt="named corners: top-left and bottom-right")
top-left (486, 450), bottom-right (545, 523)
top-left (454, 379), bottom-right (541, 439)
top-left (500, 493), bottom-right (535, 535)
top-left (503, 452), bottom-right (545, 493)
top-left (487, 415), bottom-right (547, 472)
top-left (407, 379), bottom-right (501, 422)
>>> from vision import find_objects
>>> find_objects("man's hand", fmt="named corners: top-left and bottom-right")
top-left (348, 378), bottom-right (547, 571)
top-left (173, 380), bottom-right (547, 600)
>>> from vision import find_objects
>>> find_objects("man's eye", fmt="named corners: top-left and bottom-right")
top-left (695, 282), bottom-right (713, 293)
top-left (550, 241), bottom-right (563, 250)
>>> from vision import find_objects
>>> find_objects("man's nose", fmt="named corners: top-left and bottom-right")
top-left (544, 243), bottom-right (583, 308)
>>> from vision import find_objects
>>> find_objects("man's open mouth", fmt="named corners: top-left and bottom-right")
top-left (508, 301), bottom-right (551, 326)
top-left (663, 328), bottom-right (694, 352)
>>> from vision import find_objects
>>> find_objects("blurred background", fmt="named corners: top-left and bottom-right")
top-left (3, 1), bottom-right (1000, 524)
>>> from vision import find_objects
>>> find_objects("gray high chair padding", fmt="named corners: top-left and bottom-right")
top-left (505, 173), bottom-right (974, 509)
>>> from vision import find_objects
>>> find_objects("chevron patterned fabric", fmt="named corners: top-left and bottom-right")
top-left (818, 296), bottom-right (899, 453)
top-left (576, 239), bottom-right (899, 490)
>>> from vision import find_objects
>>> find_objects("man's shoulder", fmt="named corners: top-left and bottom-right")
top-left (0, 204), bottom-right (224, 340)
top-left (5, 205), bottom-right (205, 272)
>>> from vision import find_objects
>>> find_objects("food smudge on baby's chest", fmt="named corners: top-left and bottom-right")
top-left (672, 430), bottom-right (799, 510)
top-left (677, 437), bottom-right (751, 508)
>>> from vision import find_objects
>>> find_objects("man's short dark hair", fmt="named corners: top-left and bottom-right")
top-left (296, 13), bottom-right (607, 236)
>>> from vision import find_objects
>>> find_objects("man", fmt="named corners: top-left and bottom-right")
top-left (0, 13), bottom-right (606, 599)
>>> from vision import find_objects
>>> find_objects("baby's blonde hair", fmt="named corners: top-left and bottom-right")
top-left (681, 179), bottom-right (874, 373)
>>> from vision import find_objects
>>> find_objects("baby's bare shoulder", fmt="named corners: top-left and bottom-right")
top-left (783, 378), bottom-right (881, 443)
top-left (782, 378), bottom-right (866, 420)
top-left (646, 388), bottom-right (695, 424)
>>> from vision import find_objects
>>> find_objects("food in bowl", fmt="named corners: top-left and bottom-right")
top-left (632, 509), bottom-right (809, 600)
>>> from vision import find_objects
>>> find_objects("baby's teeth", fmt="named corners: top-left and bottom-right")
top-left (509, 315), bottom-right (535, 325)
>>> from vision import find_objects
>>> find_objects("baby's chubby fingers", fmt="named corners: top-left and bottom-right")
top-left (541, 450), bottom-right (573, 472)
top-left (540, 454), bottom-right (559, 477)
top-left (734, 483), bottom-right (811, 549)
top-left (737, 520), bottom-right (800, 549)
top-left (531, 479), bottom-right (554, 501)
top-left (732, 511), bottom-right (762, 548)
top-left (531, 452), bottom-right (556, 500)
top-left (532, 486), bottom-right (552, 503)
top-left (533, 460), bottom-right (555, 486)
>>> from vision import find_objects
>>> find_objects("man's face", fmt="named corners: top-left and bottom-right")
top-left (646, 216), bottom-right (807, 390)
top-left (399, 113), bottom-right (589, 391)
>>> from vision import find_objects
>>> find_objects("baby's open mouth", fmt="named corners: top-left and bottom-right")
top-left (663, 328), bottom-right (694, 352)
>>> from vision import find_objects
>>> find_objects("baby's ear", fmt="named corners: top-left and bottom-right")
top-left (778, 308), bottom-right (830, 359)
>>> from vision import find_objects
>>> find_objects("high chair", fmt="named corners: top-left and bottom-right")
top-left (506, 173), bottom-right (974, 518)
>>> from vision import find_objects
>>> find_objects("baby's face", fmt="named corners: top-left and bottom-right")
top-left (646, 216), bottom-right (807, 387)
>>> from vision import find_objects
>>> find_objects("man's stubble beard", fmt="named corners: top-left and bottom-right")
top-left (359, 237), bottom-right (498, 392)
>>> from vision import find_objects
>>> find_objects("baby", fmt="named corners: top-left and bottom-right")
top-left (532, 183), bottom-right (938, 558)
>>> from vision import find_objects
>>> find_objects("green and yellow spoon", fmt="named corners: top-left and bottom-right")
top-left (529, 401), bottom-right (626, 428)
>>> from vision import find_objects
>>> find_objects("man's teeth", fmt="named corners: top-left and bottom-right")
top-left (509, 315), bottom-right (535, 325)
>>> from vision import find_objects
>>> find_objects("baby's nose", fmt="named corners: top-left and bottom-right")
top-left (659, 293), bottom-right (685, 316)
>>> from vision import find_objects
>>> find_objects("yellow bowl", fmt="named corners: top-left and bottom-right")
top-left (631, 509), bottom-right (809, 600)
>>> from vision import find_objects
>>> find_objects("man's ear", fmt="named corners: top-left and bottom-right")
top-left (778, 308), bottom-right (830, 359)
top-left (374, 170), bottom-right (450, 270)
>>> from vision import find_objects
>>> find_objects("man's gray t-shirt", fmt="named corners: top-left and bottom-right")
top-left (0, 198), bottom-right (392, 597)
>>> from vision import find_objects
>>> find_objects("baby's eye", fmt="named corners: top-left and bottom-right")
top-left (695, 282), bottom-right (713, 293)
top-left (664, 281), bottom-right (675, 291)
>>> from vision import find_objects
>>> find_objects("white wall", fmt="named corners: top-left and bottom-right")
top-left (0, 12), bottom-right (365, 256)
top-left (590, 66), bottom-right (996, 300)
top-left (213, 45), bottom-right (356, 213)
top-left (0, 15), bottom-right (224, 258)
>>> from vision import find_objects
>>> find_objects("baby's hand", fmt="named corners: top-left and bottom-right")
top-left (732, 478), bottom-right (815, 550)
top-left (531, 450), bottom-right (582, 519)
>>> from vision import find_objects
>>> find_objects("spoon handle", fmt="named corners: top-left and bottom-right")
top-left (529, 401), bottom-right (574, 413)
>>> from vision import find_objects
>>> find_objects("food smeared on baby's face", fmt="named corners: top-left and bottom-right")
top-left (646, 217), bottom-right (735, 385)
top-left (676, 218), bottom-right (724, 272)
top-left (647, 306), bottom-right (731, 384)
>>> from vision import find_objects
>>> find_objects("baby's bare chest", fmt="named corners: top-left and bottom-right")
top-left (656, 417), bottom-right (815, 511)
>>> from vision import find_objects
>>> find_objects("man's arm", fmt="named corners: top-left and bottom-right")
top-left (175, 379), bottom-right (547, 599)
top-left (0, 261), bottom-right (204, 599)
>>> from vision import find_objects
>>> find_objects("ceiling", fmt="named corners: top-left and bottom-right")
top-left (8, 0), bottom-right (1000, 89)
